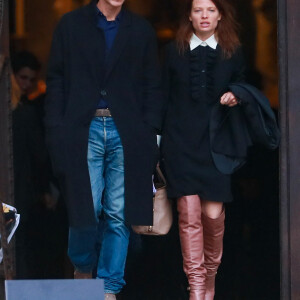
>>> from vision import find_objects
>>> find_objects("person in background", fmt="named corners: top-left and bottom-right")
top-left (11, 51), bottom-right (48, 222)
top-left (11, 51), bottom-right (52, 278)
top-left (161, 0), bottom-right (279, 299)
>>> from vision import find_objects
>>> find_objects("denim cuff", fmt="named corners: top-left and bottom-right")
top-left (104, 289), bottom-right (119, 295)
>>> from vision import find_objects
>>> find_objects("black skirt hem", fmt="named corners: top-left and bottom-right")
top-left (166, 189), bottom-right (233, 203)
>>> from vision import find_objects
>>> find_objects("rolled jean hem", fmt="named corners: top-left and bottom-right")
top-left (104, 289), bottom-right (120, 294)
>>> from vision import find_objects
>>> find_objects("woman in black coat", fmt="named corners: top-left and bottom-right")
top-left (161, 0), bottom-right (246, 299)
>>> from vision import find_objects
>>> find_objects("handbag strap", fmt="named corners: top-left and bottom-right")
top-left (156, 166), bottom-right (167, 185)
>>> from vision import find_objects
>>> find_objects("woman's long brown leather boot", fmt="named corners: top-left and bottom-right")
top-left (177, 195), bottom-right (206, 300)
top-left (202, 209), bottom-right (225, 300)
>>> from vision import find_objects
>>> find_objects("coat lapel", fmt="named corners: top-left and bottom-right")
top-left (104, 9), bottom-right (132, 81)
top-left (82, 1), bottom-right (106, 87)
top-left (81, 3), bottom-right (132, 83)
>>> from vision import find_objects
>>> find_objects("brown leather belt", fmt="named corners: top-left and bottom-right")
top-left (94, 109), bottom-right (112, 117)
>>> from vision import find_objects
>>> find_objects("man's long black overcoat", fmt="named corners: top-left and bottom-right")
top-left (44, 1), bottom-right (163, 228)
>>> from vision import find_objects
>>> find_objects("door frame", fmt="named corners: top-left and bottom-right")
top-left (278, 0), bottom-right (300, 299)
top-left (0, 0), bottom-right (15, 278)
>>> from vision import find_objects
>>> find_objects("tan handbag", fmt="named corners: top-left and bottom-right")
top-left (132, 166), bottom-right (173, 235)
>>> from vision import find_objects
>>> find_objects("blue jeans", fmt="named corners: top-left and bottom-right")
top-left (68, 117), bottom-right (130, 294)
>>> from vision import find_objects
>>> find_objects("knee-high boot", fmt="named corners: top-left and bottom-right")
top-left (177, 195), bottom-right (206, 300)
top-left (202, 209), bottom-right (225, 300)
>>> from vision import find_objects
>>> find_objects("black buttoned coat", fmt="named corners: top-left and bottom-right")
top-left (161, 42), bottom-right (246, 202)
top-left (161, 42), bottom-right (279, 202)
top-left (44, 1), bottom-right (163, 227)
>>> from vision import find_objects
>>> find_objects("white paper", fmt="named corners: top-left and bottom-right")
top-left (0, 203), bottom-right (20, 263)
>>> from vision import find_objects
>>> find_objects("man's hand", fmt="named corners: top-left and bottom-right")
top-left (43, 193), bottom-right (58, 211)
top-left (220, 92), bottom-right (238, 107)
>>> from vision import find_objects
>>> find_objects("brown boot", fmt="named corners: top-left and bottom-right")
top-left (74, 270), bottom-right (92, 279)
top-left (189, 289), bottom-right (206, 300)
top-left (202, 209), bottom-right (225, 300)
top-left (177, 195), bottom-right (206, 300)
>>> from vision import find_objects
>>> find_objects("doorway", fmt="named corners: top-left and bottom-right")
top-left (1, 0), bottom-right (294, 299)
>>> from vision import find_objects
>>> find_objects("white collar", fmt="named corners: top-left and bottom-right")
top-left (190, 33), bottom-right (218, 51)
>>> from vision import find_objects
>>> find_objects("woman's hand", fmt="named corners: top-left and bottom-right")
top-left (220, 92), bottom-right (238, 107)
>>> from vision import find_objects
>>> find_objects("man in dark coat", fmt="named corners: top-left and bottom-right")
top-left (44, 0), bottom-right (162, 297)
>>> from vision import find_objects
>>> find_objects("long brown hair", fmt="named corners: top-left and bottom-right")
top-left (176, 0), bottom-right (241, 58)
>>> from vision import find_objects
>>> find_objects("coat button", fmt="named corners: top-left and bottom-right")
top-left (100, 90), bottom-right (107, 96)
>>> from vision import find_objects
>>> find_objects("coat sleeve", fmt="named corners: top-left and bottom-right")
top-left (44, 17), bottom-right (67, 129)
top-left (229, 84), bottom-right (280, 150)
top-left (161, 43), bottom-right (172, 128)
top-left (230, 47), bottom-right (246, 85)
top-left (44, 17), bottom-right (69, 176)
top-left (141, 25), bottom-right (164, 132)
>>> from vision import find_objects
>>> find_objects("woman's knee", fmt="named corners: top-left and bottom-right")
top-left (201, 200), bottom-right (223, 219)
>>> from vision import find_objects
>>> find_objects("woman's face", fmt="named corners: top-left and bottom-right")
top-left (189, 0), bottom-right (221, 40)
